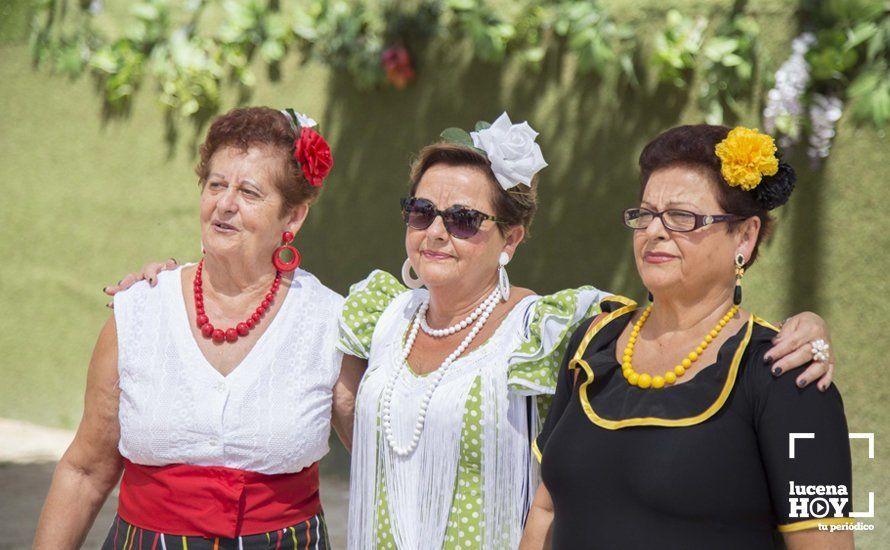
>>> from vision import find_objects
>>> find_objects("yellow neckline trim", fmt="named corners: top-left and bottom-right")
top-left (568, 295), bottom-right (638, 372)
top-left (777, 517), bottom-right (855, 533)
top-left (571, 301), bottom-right (755, 430)
top-left (753, 315), bottom-right (780, 332)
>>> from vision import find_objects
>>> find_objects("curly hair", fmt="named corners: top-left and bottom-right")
top-left (195, 107), bottom-right (321, 215)
top-left (638, 124), bottom-right (795, 268)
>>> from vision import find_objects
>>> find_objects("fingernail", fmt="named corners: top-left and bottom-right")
top-left (764, 355), bottom-right (773, 366)
top-left (772, 367), bottom-right (782, 376)
top-left (170, 257), bottom-right (177, 263)
top-left (102, 287), bottom-right (108, 293)
top-left (818, 384), bottom-right (826, 391)
top-left (798, 379), bottom-right (807, 388)
top-left (105, 302), bottom-right (113, 308)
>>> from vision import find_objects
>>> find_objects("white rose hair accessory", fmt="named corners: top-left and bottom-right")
top-left (440, 112), bottom-right (548, 190)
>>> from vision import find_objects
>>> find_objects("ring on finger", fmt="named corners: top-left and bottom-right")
top-left (810, 338), bottom-right (830, 363)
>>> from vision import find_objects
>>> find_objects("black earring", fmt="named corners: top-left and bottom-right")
top-left (734, 254), bottom-right (745, 306)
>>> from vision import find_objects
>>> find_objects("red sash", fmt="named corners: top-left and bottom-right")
top-left (118, 459), bottom-right (320, 538)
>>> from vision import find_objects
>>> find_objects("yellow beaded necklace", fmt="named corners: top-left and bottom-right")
top-left (621, 304), bottom-right (740, 389)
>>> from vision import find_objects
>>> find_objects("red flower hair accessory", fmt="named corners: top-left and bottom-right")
top-left (282, 109), bottom-right (334, 187)
top-left (295, 127), bottom-right (333, 187)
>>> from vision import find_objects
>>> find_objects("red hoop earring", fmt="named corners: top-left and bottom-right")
top-left (272, 231), bottom-right (301, 272)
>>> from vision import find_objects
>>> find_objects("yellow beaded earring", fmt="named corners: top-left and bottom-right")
top-left (734, 253), bottom-right (745, 305)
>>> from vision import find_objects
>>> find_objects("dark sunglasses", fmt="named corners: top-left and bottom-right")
top-left (400, 197), bottom-right (505, 239)
top-left (623, 207), bottom-right (745, 232)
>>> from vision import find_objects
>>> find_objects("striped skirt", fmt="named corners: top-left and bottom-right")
top-left (101, 512), bottom-right (330, 550)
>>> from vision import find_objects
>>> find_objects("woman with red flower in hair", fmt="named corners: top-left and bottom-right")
top-left (34, 107), bottom-right (345, 549)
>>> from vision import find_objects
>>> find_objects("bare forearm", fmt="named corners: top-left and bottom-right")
top-left (332, 402), bottom-right (355, 453)
top-left (520, 503), bottom-right (553, 550)
top-left (332, 354), bottom-right (366, 453)
top-left (34, 458), bottom-right (122, 549)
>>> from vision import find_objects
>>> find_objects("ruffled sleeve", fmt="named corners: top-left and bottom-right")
top-left (507, 286), bottom-right (608, 395)
top-left (337, 270), bottom-right (408, 360)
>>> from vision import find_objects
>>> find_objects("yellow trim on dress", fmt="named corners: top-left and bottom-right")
top-left (571, 300), bottom-right (755, 430)
top-left (531, 439), bottom-right (542, 463)
top-left (568, 296), bottom-right (638, 373)
top-left (754, 315), bottom-right (780, 332)
top-left (777, 517), bottom-right (856, 533)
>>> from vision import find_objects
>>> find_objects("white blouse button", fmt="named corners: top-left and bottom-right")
top-left (215, 382), bottom-right (226, 393)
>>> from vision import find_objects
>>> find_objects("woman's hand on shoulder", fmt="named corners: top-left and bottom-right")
top-left (765, 311), bottom-right (835, 392)
top-left (102, 258), bottom-right (179, 301)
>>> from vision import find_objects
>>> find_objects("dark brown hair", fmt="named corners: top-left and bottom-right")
top-left (408, 143), bottom-right (538, 237)
top-left (638, 124), bottom-right (773, 267)
top-left (196, 107), bottom-right (321, 215)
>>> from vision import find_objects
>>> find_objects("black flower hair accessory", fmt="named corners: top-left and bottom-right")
top-left (754, 159), bottom-right (796, 211)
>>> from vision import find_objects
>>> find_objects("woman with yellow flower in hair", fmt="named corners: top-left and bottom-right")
top-left (521, 125), bottom-right (854, 549)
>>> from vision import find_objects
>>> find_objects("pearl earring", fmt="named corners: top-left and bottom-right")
top-left (498, 251), bottom-right (511, 301)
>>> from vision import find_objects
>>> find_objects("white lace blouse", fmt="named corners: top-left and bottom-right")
top-left (113, 266), bottom-right (344, 475)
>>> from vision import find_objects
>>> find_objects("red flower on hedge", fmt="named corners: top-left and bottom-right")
top-left (381, 46), bottom-right (415, 90)
top-left (294, 127), bottom-right (333, 187)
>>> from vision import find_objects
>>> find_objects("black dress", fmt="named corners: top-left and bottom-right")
top-left (535, 297), bottom-right (853, 549)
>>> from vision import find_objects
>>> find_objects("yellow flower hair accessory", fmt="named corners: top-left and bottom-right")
top-left (714, 127), bottom-right (779, 191)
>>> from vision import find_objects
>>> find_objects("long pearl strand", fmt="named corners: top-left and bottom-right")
top-left (382, 287), bottom-right (501, 456)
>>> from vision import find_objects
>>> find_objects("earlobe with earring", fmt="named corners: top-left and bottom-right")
top-left (272, 231), bottom-right (301, 272)
top-left (401, 258), bottom-right (424, 289)
top-left (498, 251), bottom-right (511, 301)
top-left (734, 253), bottom-right (746, 305)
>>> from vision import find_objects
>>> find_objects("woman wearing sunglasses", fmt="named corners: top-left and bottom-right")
top-left (521, 125), bottom-right (852, 549)
top-left (109, 115), bottom-right (836, 549)
top-left (336, 114), bottom-right (841, 549)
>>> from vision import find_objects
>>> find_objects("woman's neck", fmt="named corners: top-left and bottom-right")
top-left (425, 277), bottom-right (500, 327)
top-left (647, 286), bottom-right (737, 335)
top-left (202, 253), bottom-right (279, 297)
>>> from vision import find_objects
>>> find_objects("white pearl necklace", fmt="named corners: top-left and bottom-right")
top-left (381, 287), bottom-right (501, 456)
top-left (419, 290), bottom-right (500, 337)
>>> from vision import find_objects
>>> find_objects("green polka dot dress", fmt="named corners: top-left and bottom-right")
top-left (338, 270), bottom-right (606, 549)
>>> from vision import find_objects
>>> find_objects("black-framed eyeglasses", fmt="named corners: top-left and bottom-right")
top-left (622, 207), bottom-right (746, 232)
top-left (400, 197), bottom-right (505, 239)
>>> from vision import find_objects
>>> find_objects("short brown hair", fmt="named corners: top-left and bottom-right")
top-left (638, 124), bottom-right (773, 268)
top-left (196, 107), bottom-right (321, 215)
top-left (408, 143), bottom-right (538, 237)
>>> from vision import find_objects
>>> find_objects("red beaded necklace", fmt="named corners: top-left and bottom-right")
top-left (194, 259), bottom-right (283, 344)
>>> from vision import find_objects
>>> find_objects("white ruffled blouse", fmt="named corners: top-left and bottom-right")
top-left (337, 270), bottom-right (607, 549)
